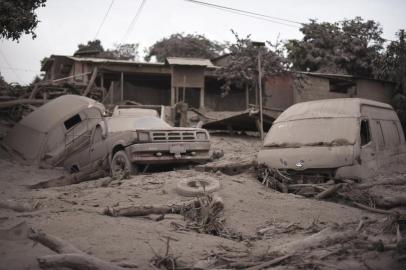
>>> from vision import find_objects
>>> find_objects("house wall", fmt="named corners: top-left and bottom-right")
top-left (356, 79), bottom-right (393, 104)
top-left (124, 82), bottom-right (171, 105)
top-left (293, 76), bottom-right (349, 103)
top-left (205, 90), bottom-right (247, 111)
top-left (171, 66), bottom-right (205, 88)
top-left (264, 74), bottom-right (294, 110)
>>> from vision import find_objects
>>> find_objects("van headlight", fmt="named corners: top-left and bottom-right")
top-left (196, 132), bottom-right (208, 141)
top-left (137, 131), bottom-right (150, 142)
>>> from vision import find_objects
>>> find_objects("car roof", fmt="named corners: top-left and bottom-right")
top-left (19, 95), bottom-right (105, 132)
top-left (275, 98), bottom-right (393, 123)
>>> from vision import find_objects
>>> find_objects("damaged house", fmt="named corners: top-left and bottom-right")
top-left (40, 54), bottom-right (396, 131)
top-left (40, 55), bottom-right (248, 112)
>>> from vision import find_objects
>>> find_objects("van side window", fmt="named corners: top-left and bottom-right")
top-left (64, 114), bottom-right (82, 130)
top-left (360, 119), bottom-right (371, 146)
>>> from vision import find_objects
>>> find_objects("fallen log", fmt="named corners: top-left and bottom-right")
top-left (28, 228), bottom-right (127, 270)
top-left (37, 254), bottom-right (125, 270)
top-left (104, 195), bottom-right (224, 218)
top-left (0, 199), bottom-right (38, 212)
top-left (30, 169), bottom-right (106, 189)
top-left (374, 195), bottom-right (406, 209)
top-left (352, 202), bottom-right (394, 215)
top-left (0, 99), bottom-right (45, 109)
top-left (268, 225), bottom-right (357, 255)
top-left (315, 184), bottom-right (342, 200)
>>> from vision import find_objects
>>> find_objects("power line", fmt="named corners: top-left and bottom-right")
top-left (0, 66), bottom-right (40, 73)
top-left (121, 0), bottom-right (147, 43)
top-left (0, 49), bottom-right (22, 81)
top-left (189, 2), bottom-right (299, 28)
top-left (183, 0), bottom-right (303, 27)
top-left (94, 0), bottom-right (116, 39)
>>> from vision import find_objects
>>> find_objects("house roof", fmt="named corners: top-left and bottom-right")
top-left (275, 98), bottom-right (393, 123)
top-left (295, 71), bottom-right (395, 84)
top-left (41, 55), bottom-right (166, 71)
top-left (165, 57), bottom-right (216, 68)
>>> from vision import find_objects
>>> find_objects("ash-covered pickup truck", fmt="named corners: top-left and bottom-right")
top-left (63, 107), bottom-right (211, 176)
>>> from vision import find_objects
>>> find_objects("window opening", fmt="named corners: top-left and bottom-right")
top-left (64, 114), bottom-right (82, 130)
top-left (360, 119), bottom-right (371, 146)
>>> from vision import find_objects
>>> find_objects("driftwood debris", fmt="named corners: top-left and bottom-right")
top-left (245, 254), bottom-right (292, 270)
top-left (196, 159), bottom-right (254, 176)
top-left (30, 169), bottom-right (106, 189)
top-left (315, 184), bottom-right (342, 200)
top-left (28, 228), bottom-right (127, 270)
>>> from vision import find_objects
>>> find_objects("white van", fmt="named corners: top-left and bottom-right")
top-left (257, 98), bottom-right (406, 180)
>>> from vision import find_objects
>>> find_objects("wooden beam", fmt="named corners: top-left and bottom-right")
top-left (82, 67), bottom-right (98, 96)
top-left (120, 72), bottom-right (124, 103)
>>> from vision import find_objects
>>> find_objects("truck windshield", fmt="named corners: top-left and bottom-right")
top-left (263, 118), bottom-right (358, 148)
top-left (107, 116), bottom-right (171, 132)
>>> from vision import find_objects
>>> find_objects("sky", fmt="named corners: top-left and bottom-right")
top-left (0, 0), bottom-right (405, 85)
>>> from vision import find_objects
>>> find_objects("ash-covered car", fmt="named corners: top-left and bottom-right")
top-left (63, 107), bottom-right (211, 176)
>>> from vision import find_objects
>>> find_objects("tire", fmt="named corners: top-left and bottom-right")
top-left (111, 150), bottom-right (137, 178)
top-left (176, 178), bottom-right (221, 197)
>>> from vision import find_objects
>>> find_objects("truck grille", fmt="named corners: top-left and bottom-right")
top-left (151, 131), bottom-right (196, 141)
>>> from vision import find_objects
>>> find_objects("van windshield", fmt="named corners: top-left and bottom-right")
top-left (264, 118), bottom-right (358, 148)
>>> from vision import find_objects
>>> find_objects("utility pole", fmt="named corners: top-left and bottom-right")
top-left (252, 41), bottom-right (265, 140)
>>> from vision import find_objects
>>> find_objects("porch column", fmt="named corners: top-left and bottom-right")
top-left (200, 87), bottom-right (205, 108)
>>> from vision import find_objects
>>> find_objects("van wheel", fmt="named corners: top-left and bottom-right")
top-left (111, 151), bottom-right (137, 178)
top-left (175, 178), bottom-right (221, 197)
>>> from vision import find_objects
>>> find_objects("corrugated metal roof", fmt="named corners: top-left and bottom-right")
top-left (67, 56), bottom-right (165, 66)
top-left (166, 57), bottom-right (215, 68)
top-left (275, 98), bottom-right (393, 123)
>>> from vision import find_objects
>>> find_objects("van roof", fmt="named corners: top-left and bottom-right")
top-left (19, 95), bottom-right (105, 132)
top-left (275, 98), bottom-right (393, 123)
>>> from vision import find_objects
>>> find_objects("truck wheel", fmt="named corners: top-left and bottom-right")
top-left (111, 150), bottom-right (137, 178)
top-left (175, 178), bottom-right (221, 197)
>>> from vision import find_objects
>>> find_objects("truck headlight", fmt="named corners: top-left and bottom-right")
top-left (196, 132), bottom-right (208, 141)
top-left (137, 131), bottom-right (150, 142)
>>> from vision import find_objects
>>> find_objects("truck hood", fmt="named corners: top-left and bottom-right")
top-left (257, 145), bottom-right (354, 170)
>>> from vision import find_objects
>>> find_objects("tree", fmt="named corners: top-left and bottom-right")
top-left (376, 30), bottom-right (406, 133)
top-left (217, 30), bottom-right (288, 95)
top-left (106, 43), bottom-right (139, 61)
top-left (376, 30), bottom-right (406, 92)
top-left (0, 0), bottom-right (47, 41)
top-left (285, 17), bottom-right (384, 77)
top-left (145, 33), bottom-right (225, 62)
top-left (74, 40), bottom-right (104, 55)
